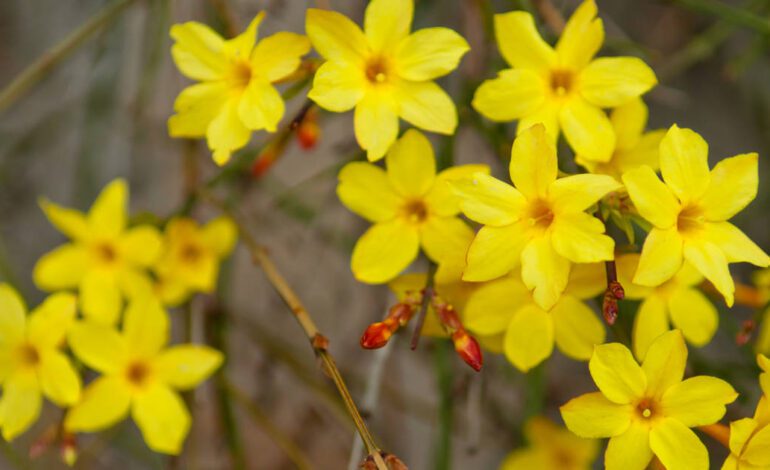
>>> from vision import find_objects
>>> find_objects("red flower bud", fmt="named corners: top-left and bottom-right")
top-left (361, 322), bottom-right (394, 349)
top-left (452, 331), bottom-right (483, 372)
top-left (602, 291), bottom-right (618, 325)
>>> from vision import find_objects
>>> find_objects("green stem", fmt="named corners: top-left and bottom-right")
top-left (0, 0), bottom-right (138, 113)
top-left (434, 341), bottom-right (453, 470)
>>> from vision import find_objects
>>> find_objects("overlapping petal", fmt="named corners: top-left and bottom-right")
top-left (394, 28), bottom-right (469, 81)
top-left (589, 343), bottom-right (646, 404)
top-left (472, 69), bottom-right (546, 122)
top-left (351, 220), bottom-right (419, 283)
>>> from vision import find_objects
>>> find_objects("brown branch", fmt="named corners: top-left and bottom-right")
top-left (532, 0), bottom-right (565, 34)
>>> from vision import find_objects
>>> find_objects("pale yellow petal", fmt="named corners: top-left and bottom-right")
top-left (634, 227), bottom-right (684, 287)
top-left (605, 422), bottom-right (654, 470)
top-left (611, 97), bottom-right (648, 151)
top-left (124, 295), bottom-right (169, 359)
top-left (426, 164), bottom-right (491, 217)
top-left (250, 32), bottom-right (310, 82)
top-left (494, 11), bottom-right (556, 71)
top-left (450, 172), bottom-right (526, 226)
top-left (504, 304), bottom-right (553, 372)
top-left (206, 96), bottom-right (251, 166)
top-left (614, 130), bottom-right (665, 174)
top-left (33, 244), bottom-right (88, 291)
top-left (472, 69), bottom-right (546, 122)
top-left (632, 296), bottom-right (669, 361)
top-left (668, 287), bottom-right (718, 347)
top-left (306, 8), bottom-right (368, 65)
top-left (622, 166), bottom-right (680, 228)
top-left (660, 376), bottom-right (737, 427)
top-left (578, 57), bottom-right (657, 108)
top-left (119, 226), bottom-right (162, 267)
top-left (551, 212), bottom-right (615, 263)
top-left (463, 277), bottom-right (528, 335)
top-left (728, 417), bottom-right (757, 459)
top-left (170, 22), bottom-right (227, 81)
top-left (683, 239), bottom-right (734, 306)
top-left (39, 350), bottom-right (81, 406)
top-left (394, 27), bottom-right (469, 81)
top-left (396, 80), bottom-right (457, 135)
top-left (701, 222), bottom-right (770, 267)
top-left (351, 220), bottom-right (419, 284)
top-left (659, 125), bottom-right (711, 204)
top-left (65, 376), bottom-right (131, 432)
top-left (0, 372), bottom-right (41, 441)
top-left (520, 235), bottom-right (570, 310)
top-left (238, 79), bottom-right (284, 132)
top-left (337, 162), bottom-right (400, 222)
top-left (354, 92), bottom-right (399, 162)
top-left (364, 0), bottom-right (412, 52)
top-left (168, 82), bottom-right (227, 139)
top-left (699, 153), bottom-right (759, 222)
top-left (201, 217), bottom-right (238, 256)
top-left (27, 292), bottom-right (77, 349)
top-left (510, 123), bottom-right (557, 199)
top-left (155, 345), bottom-right (223, 390)
top-left (556, 0), bottom-right (604, 69)
top-left (615, 253), bottom-right (654, 300)
top-left (560, 391), bottom-right (632, 438)
top-left (548, 173), bottom-right (622, 214)
top-left (67, 321), bottom-right (128, 374)
top-left (552, 295), bottom-right (605, 361)
top-left (743, 423), bottom-right (770, 465)
top-left (589, 342), bottom-right (646, 404)
top-left (80, 271), bottom-right (122, 326)
top-left (564, 261), bottom-right (607, 299)
top-left (385, 128), bottom-right (435, 197)
top-left (463, 223), bottom-right (530, 282)
top-left (641, 329), bottom-right (687, 398)
top-left (38, 198), bottom-right (89, 241)
top-left (308, 61), bottom-right (366, 112)
top-left (0, 284), bottom-right (27, 346)
top-left (88, 179), bottom-right (127, 238)
top-left (420, 217), bottom-right (473, 264)
top-left (133, 384), bottom-right (191, 455)
top-left (559, 97), bottom-right (615, 163)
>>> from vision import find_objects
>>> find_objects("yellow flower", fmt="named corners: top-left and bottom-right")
top-left (337, 129), bottom-right (488, 283)
top-left (463, 263), bottom-right (606, 372)
top-left (34, 179), bottom-right (162, 326)
top-left (723, 396), bottom-right (770, 470)
top-left (168, 14), bottom-right (311, 165)
top-left (65, 294), bottom-right (223, 455)
top-left (0, 285), bottom-right (80, 440)
top-left (616, 253), bottom-right (718, 360)
top-left (561, 330), bottom-right (737, 470)
top-left (760, 354), bottom-right (770, 399)
top-left (472, 0), bottom-right (657, 161)
top-left (306, 0), bottom-right (470, 161)
top-left (451, 124), bottom-right (621, 309)
top-left (499, 416), bottom-right (598, 470)
top-left (154, 217), bottom-right (238, 306)
top-left (622, 125), bottom-right (770, 306)
top-left (576, 98), bottom-right (665, 180)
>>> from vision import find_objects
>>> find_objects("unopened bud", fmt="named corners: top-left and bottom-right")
top-left (250, 150), bottom-right (277, 178)
top-left (736, 319), bottom-right (756, 346)
top-left (361, 452), bottom-right (409, 470)
top-left (296, 109), bottom-right (320, 150)
top-left (361, 322), bottom-right (394, 349)
top-left (61, 433), bottom-right (77, 467)
top-left (608, 280), bottom-right (625, 300)
top-left (602, 291), bottom-right (618, 325)
top-left (452, 330), bottom-right (483, 372)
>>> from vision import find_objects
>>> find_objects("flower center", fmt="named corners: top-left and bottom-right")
top-left (231, 60), bottom-right (252, 88)
top-left (365, 56), bottom-right (390, 84)
top-left (549, 69), bottom-right (574, 96)
top-left (526, 199), bottom-right (555, 229)
top-left (677, 205), bottom-right (704, 234)
top-left (181, 243), bottom-right (203, 263)
top-left (125, 361), bottom-right (151, 387)
top-left (94, 242), bottom-right (118, 264)
top-left (635, 397), bottom-right (657, 420)
top-left (16, 343), bottom-right (40, 368)
top-left (402, 199), bottom-right (429, 224)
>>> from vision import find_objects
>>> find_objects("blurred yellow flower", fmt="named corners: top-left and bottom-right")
top-left (622, 125), bottom-right (770, 306)
top-left (452, 124), bottom-right (621, 309)
top-left (65, 294), bottom-right (223, 455)
top-left (463, 263), bottom-right (606, 372)
top-left (499, 416), bottom-right (598, 470)
top-left (154, 216), bottom-right (238, 306)
top-left (337, 129), bottom-right (487, 283)
top-left (616, 253), bottom-right (718, 361)
top-left (723, 396), bottom-right (770, 470)
top-left (561, 330), bottom-right (737, 470)
top-left (576, 98), bottom-right (664, 180)
top-left (0, 285), bottom-right (80, 440)
top-left (306, 0), bottom-right (470, 161)
top-left (169, 13), bottom-right (311, 165)
top-left (34, 179), bottom-right (162, 326)
top-left (473, 0), bottom-right (657, 161)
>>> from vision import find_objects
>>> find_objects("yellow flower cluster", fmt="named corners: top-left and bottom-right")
top-left (0, 179), bottom-right (237, 455)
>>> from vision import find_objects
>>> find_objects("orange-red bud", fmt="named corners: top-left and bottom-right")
top-left (736, 319), bottom-right (756, 346)
top-left (296, 108), bottom-right (320, 150)
top-left (61, 432), bottom-right (78, 467)
top-left (361, 322), bottom-right (394, 349)
top-left (452, 330), bottom-right (483, 372)
top-left (608, 280), bottom-right (625, 300)
top-left (602, 291), bottom-right (618, 325)
top-left (251, 149), bottom-right (277, 178)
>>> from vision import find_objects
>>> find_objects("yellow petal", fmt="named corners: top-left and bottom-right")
top-left (493, 11), bottom-right (556, 71)
top-left (0, 372), bottom-right (41, 441)
top-left (728, 417), bottom-right (757, 458)
top-left (426, 164), bottom-right (491, 217)
top-left (641, 329), bottom-right (687, 398)
top-left (699, 153), bottom-right (758, 222)
top-left (354, 93), bottom-right (399, 162)
top-left (464, 276), bottom-right (530, 335)
top-left (615, 253), bottom-right (654, 300)
top-left (337, 162), bottom-right (400, 222)
top-left (549, 173), bottom-right (622, 214)
top-left (155, 345), bottom-right (223, 390)
top-left (560, 391), bottom-right (632, 438)
top-left (394, 27), bottom-right (469, 81)
top-left (683, 240), bottom-right (734, 306)
top-left (743, 423), bottom-right (770, 465)
top-left (88, 179), bottom-right (127, 238)
top-left (504, 304), bottom-right (553, 371)
top-left (351, 220), bottom-right (419, 284)
top-left (552, 295), bottom-right (605, 361)
top-left (170, 22), bottom-right (227, 81)
top-left (223, 13), bottom-right (263, 60)
top-left (499, 449), bottom-right (546, 470)
top-left (659, 125), bottom-right (711, 204)
top-left (520, 235), bottom-right (570, 310)
top-left (556, 0), bottom-right (604, 70)
top-left (39, 350), bottom-right (81, 406)
top-left (668, 287), bottom-right (718, 347)
top-left (622, 165), bottom-right (680, 229)
top-left (578, 57), bottom-right (657, 108)
top-left (702, 221), bottom-right (770, 267)
top-left (589, 342), bottom-right (646, 404)
top-left (472, 69), bottom-right (546, 122)
top-left (517, 101), bottom-right (560, 145)
top-left (68, 321), bottom-right (128, 373)
top-left (80, 272), bottom-right (122, 326)
top-left (168, 82), bottom-right (227, 137)
top-left (201, 217), bottom-right (238, 256)
top-left (611, 97), bottom-right (648, 151)
top-left (634, 227), bottom-right (684, 287)
top-left (605, 421), bottom-right (654, 470)
top-left (308, 60), bottom-right (366, 112)
top-left (396, 80), bottom-right (457, 135)
top-left (38, 198), bottom-right (89, 241)
top-left (464, 223), bottom-right (530, 282)
top-left (124, 295), bottom-right (169, 358)
top-left (450, 172), bottom-right (525, 225)
top-left (250, 32), bottom-right (310, 82)
top-left (420, 216), bottom-right (473, 264)
top-left (0, 284), bottom-right (26, 345)
top-left (364, 0), bottom-right (412, 51)
top-left (33, 244), bottom-right (88, 291)
top-left (132, 384), bottom-right (191, 455)
top-left (238, 79), bottom-right (284, 132)
top-left (660, 376), bottom-right (737, 427)
top-left (551, 212), bottom-right (615, 263)
top-left (510, 123), bottom-right (557, 199)
top-left (65, 376), bottom-right (131, 432)
top-left (632, 296), bottom-right (669, 361)
top-left (119, 226), bottom-right (162, 267)
top-left (28, 292), bottom-right (77, 349)
top-left (559, 97), bottom-right (615, 162)
top-left (385, 129), bottom-right (435, 197)
top-left (305, 8), bottom-right (368, 64)
top-left (206, 97), bottom-right (250, 166)
top-left (564, 261), bottom-right (607, 299)
top-left (650, 418), bottom-right (709, 470)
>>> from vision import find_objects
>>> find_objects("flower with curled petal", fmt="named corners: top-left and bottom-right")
top-left (561, 330), bottom-right (737, 470)
top-left (306, 0), bottom-right (470, 161)
top-left (473, 0), bottom-right (657, 161)
top-left (622, 124), bottom-right (770, 306)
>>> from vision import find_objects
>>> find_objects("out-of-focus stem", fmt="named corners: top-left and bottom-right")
top-left (0, 0), bottom-right (138, 113)
top-left (532, 0), bottom-right (565, 33)
top-left (674, 0), bottom-right (770, 34)
top-left (698, 423), bottom-right (730, 448)
top-left (434, 341), bottom-right (453, 470)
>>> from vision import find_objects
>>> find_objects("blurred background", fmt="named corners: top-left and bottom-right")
top-left (1, 0), bottom-right (769, 468)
